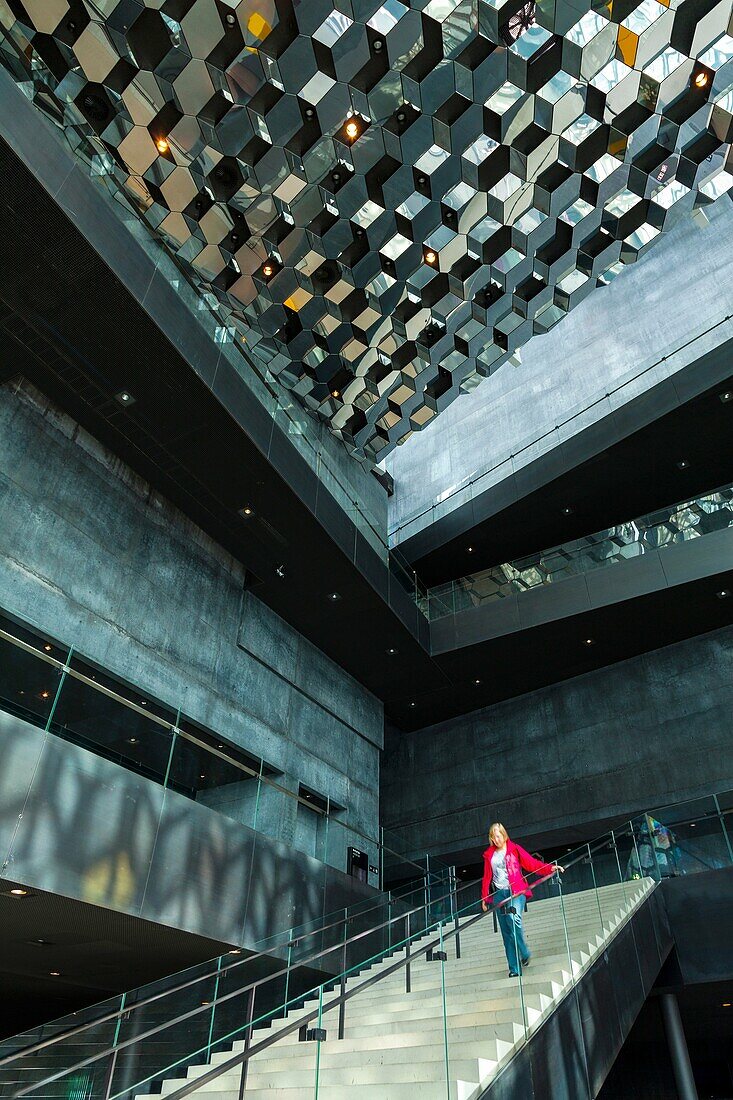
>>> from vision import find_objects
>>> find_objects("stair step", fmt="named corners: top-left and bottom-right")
top-left (132, 880), bottom-right (653, 1100)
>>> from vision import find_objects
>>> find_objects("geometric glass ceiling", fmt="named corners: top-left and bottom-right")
top-left (2, 0), bottom-right (732, 462)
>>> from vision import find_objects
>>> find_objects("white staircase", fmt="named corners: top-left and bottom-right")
top-left (138, 878), bottom-right (655, 1100)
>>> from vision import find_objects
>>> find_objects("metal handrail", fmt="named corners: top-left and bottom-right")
top-left (149, 865), bottom-right (572, 1100)
top-left (0, 867), bottom-right (459, 1069)
top-left (7, 870), bottom-right (486, 1090)
top-left (12, 848), bottom-right (587, 1099)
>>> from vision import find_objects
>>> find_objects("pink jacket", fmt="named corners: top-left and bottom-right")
top-left (481, 840), bottom-right (554, 903)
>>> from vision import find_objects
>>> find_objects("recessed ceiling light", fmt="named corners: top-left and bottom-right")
top-left (128, 737), bottom-right (138, 744)
top-left (240, 506), bottom-right (255, 517)
top-left (583, 638), bottom-right (594, 646)
top-left (199, 774), bottom-right (206, 780)
top-left (690, 823), bottom-right (696, 827)
top-left (467, 546), bottom-right (474, 553)
top-left (10, 888), bottom-right (29, 897)
top-left (676, 459), bottom-right (690, 470)
top-left (342, 115), bottom-right (367, 143)
top-left (410, 702), bottom-right (416, 707)
top-left (723, 1002), bottom-right (731, 1007)
top-left (561, 506), bottom-right (573, 516)
top-left (386, 647), bottom-right (398, 655)
top-left (474, 678), bottom-right (481, 685)
top-left (423, 248), bottom-right (438, 266)
top-left (155, 136), bottom-right (169, 154)
top-left (228, 948), bottom-right (241, 955)
top-left (719, 391), bottom-right (733, 403)
top-left (261, 257), bottom-right (280, 280)
top-left (115, 391), bottom-right (136, 407)
top-left (716, 590), bottom-right (731, 599)
top-left (40, 691), bottom-right (50, 699)
top-left (44, 644), bottom-right (52, 652)
top-left (693, 70), bottom-right (709, 88)
top-left (327, 592), bottom-right (341, 602)
top-left (49, 970), bottom-right (61, 977)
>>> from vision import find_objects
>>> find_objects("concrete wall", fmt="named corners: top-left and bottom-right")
top-left (385, 199), bottom-right (733, 548)
top-left (381, 626), bottom-right (733, 861)
top-left (0, 710), bottom-right (378, 949)
top-left (0, 380), bottom-right (383, 875)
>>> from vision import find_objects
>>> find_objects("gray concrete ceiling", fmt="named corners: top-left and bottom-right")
top-left (2, 0), bottom-right (733, 462)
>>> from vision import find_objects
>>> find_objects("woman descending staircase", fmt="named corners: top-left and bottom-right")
top-left (140, 878), bottom-right (655, 1100)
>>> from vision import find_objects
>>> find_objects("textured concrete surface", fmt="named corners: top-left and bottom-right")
top-left (0, 381), bottom-right (383, 874)
top-left (382, 626), bottom-right (733, 861)
top-left (386, 198), bottom-right (733, 547)
top-left (0, 710), bottom-right (378, 948)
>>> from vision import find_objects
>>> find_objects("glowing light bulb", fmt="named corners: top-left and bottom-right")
top-left (694, 71), bottom-right (709, 88)
top-left (156, 137), bottom-right (169, 153)
top-left (345, 120), bottom-right (360, 140)
top-left (424, 249), bottom-right (438, 266)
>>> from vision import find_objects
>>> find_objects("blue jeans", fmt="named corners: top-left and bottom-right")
top-left (494, 889), bottom-right (530, 975)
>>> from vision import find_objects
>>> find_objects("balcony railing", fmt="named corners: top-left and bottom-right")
top-left (420, 483), bottom-right (733, 620)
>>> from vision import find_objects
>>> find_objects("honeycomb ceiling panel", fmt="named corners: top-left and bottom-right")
top-left (2, 0), bottom-right (732, 462)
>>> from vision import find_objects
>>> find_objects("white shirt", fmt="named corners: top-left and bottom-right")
top-left (492, 847), bottom-right (510, 890)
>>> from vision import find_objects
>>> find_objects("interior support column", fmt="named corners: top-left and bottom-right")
top-left (660, 992), bottom-right (698, 1100)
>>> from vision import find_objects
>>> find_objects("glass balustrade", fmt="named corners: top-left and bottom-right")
top-left (421, 483), bottom-right (733, 619)
top-left (0, 609), bottom-right (432, 900)
top-left (1, 801), bottom-right (731, 1099)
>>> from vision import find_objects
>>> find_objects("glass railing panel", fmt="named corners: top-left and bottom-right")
top-left (165, 729), bottom-right (262, 828)
top-left (0, 621), bottom-right (70, 731)
top-left (645, 796), bottom-right (733, 874)
top-left (48, 654), bottom-right (177, 784)
top-left (586, 833), bottom-right (628, 931)
top-left (423, 482), bottom-right (733, 619)
top-left (106, 966), bottom-right (224, 1100)
top-left (0, 1001), bottom-right (125, 1100)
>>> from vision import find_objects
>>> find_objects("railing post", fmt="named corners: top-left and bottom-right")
top-left (387, 896), bottom-right (392, 952)
top-left (102, 992), bottom-right (125, 1100)
top-left (451, 866), bottom-right (461, 960)
top-left (639, 816), bottom-right (663, 881)
top-left (426, 853), bottom-right (432, 926)
top-left (237, 987), bottom-right (256, 1099)
top-left (101, 1049), bottom-right (118, 1100)
top-left (714, 794), bottom-right (733, 864)
top-left (423, 871), bottom-right (429, 933)
top-left (283, 928), bottom-right (294, 1012)
top-left (405, 913), bottom-right (411, 994)
top-left (338, 909), bottom-right (347, 1040)
top-left (379, 825), bottom-right (384, 891)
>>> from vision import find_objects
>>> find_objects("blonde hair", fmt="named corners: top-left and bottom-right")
top-left (488, 822), bottom-right (508, 844)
